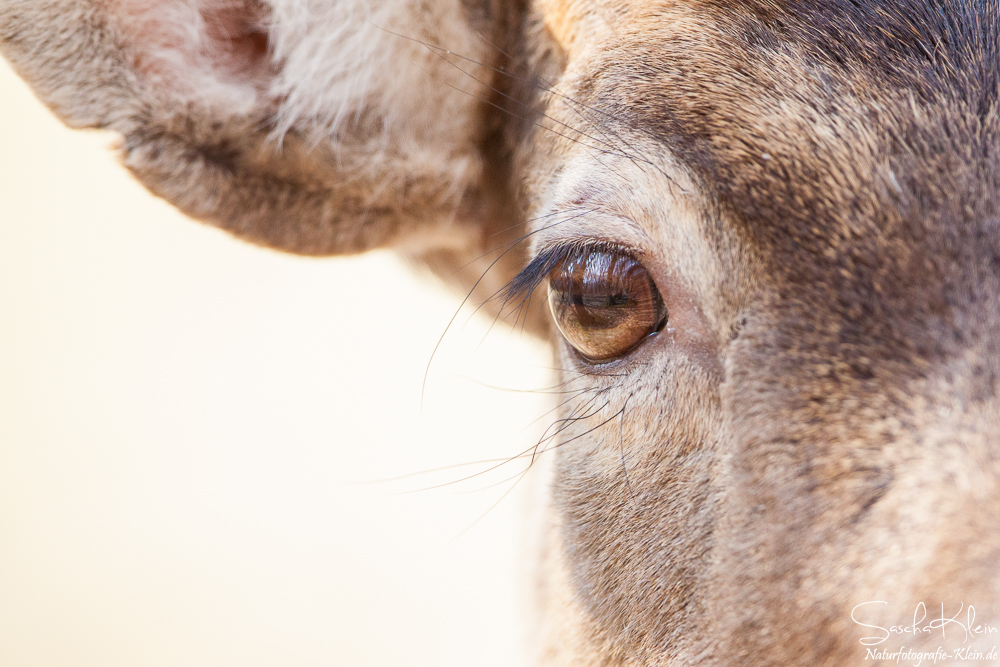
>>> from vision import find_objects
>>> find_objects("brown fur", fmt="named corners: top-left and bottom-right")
top-left (4, 0), bottom-right (1000, 664)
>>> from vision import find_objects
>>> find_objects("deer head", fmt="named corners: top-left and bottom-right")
top-left (3, 0), bottom-right (999, 664)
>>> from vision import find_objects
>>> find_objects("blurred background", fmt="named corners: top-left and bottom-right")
top-left (0, 58), bottom-right (554, 667)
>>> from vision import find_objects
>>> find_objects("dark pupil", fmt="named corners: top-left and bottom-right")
top-left (570, 293), bottom-right (631, 307)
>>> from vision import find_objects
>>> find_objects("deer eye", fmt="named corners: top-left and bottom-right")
top-left (547, 248), bottom-right (667, 361)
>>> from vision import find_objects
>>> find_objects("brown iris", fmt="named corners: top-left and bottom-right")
top-left (547, 248), bottom-right (667, 361)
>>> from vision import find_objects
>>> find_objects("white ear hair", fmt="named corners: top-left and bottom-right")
top-left (112, 0), bottom-right (491, 157)
top-left (112, 0), bottom-right (274, 116)
top-left (264, 0), bottom-right (494, 223)
top-left (268, 0), bottom-right (489, 149)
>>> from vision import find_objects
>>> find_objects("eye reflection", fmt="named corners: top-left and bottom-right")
top-left (547, 248), bottom-right (667, 361)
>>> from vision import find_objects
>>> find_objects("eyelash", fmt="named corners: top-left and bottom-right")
top-left (498, 241), bottom-right (641, 307)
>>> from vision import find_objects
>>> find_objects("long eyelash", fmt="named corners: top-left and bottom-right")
top-left (496, 244), bottom-right (573, 307)
top-left (493, 238), bottom-right (642, 318)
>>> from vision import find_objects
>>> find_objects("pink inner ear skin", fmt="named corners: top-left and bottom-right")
top-left (109, 0), bottom-right (274, 101)
top-left (204, 2), bottom-right (271, 76)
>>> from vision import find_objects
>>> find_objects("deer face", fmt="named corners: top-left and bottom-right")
top-left (3, 0), bottom-right (999, 664)
top-left (516, 6), bottom-right (1000, 663)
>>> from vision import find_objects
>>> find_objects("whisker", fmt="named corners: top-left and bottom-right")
top-left (618, 393), bottom-right (638, 501)
top-left (468, 210), bottom-right (598, 344)
top-left (419, 209), bottom-right (587, 409)
top-left (447, 397), bottom-right (626, 539)
top-left (532, 396), bottom-right (609, 459)
top-left (440, 374), bottom-right (582, 395)
top-left (456, 459), bottom-right (535, 494)
top-left (334, 456), bottom-right (540, 485)
top-left (447, 472), bottom-right (527, 544)
top-left (399, 390), bottom-right (607, 496)
top-left (531, 401), bottom-right (627, 462)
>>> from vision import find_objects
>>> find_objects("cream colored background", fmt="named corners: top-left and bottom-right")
top-left (0, 59), bottom-right (553, 666)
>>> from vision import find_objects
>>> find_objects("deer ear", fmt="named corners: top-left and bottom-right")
top-left (0, 0), bottom-right (509, 256)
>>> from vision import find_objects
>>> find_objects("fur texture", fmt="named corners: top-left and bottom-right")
top-left (3, 0), bottom-right (1000, 665)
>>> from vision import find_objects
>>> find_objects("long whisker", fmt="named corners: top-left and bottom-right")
top-left (440, 374), bottom-right (583, 395)
top-left (419, 209), bottom-right (588, 409)
top-left (467, 209), bottom-right (598, 343)
top-left (392, 389), bottom-right (606, 495)
top-left (449, 395), bottom-right (629, 538)
top-left (531, 400), bottom-right (626, 462)
top-left (447, 472), bottom-right (527, 543)
top-left (335, 456), bottom-right (539, 485)
top-left (618, 393), bottom-right (638, 501)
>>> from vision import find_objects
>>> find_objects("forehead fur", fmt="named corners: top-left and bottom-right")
top-left (552, 0), bottom-right (1000, 369)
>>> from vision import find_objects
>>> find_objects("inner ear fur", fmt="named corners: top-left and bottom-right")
top-left (0, 0), bottom-right (526, 258)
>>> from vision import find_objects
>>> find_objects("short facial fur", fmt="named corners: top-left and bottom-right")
top-left (3, 0), bottom-right (999, 665)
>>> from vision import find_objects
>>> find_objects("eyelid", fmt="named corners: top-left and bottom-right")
top-left (500, 241), bottom-right (646, 307)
